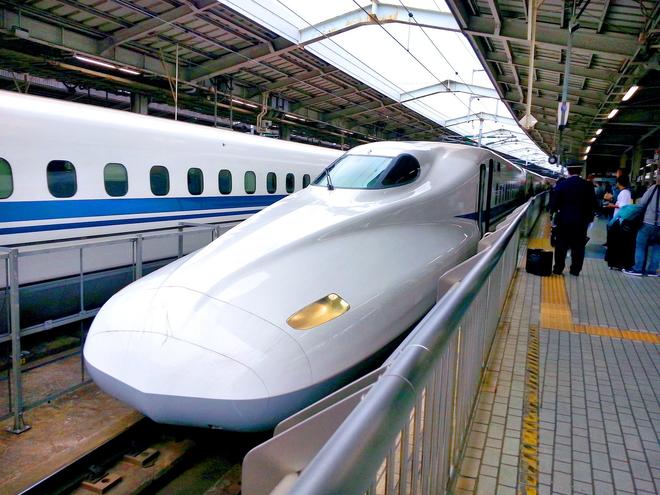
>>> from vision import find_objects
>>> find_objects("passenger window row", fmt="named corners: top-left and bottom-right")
top-left (0, 158), bottom-right (312, 199)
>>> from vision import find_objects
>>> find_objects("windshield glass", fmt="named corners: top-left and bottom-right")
top-left (313, 154), bottom-right (420, 189)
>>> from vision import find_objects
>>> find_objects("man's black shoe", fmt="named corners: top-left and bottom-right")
top-left (569, 270), bottom-right (580, 276)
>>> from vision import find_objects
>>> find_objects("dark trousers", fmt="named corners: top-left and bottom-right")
top-left (553, 225), bottom-right (588, 274)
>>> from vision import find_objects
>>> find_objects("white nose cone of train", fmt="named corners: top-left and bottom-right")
top-left (84, 283), bottom-right (312, 431)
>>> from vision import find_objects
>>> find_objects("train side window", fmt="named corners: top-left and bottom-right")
top-left (187, 168), bottom-right (204, 195)
top-left (0, 157), bottom-right (13, 199)
top-left (303, 174), bottom-right (311, 188)
top-left (150, 165), bottom-right (170, 196)
top-left (47, 160), bottom-right (77, 198)
top-left (218, 169), bottom-right (232, 195)
top-left (266, 172), bottom-right (277, 194)
top-left (244, 171), bottom-right (256, 194)
top-left (497, 162), bottom-right (501, 172)
top-left (286, 173), bottom-right (295, 193)
top-left (104, 163), bottom-right (128, 197)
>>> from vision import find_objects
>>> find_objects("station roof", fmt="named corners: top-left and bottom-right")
top-left (0, 1), bottom-right (657, 173)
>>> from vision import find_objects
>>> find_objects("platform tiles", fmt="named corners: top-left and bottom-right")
top-left (0, 383), bottom-right (141, 494)
top-left (454, 220), bottom-right (660, 495)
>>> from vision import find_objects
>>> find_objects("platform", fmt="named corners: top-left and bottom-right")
top-left (455, 215), bottom-right (660, 495)
top-left (0, 383), bottom-right (141, 494)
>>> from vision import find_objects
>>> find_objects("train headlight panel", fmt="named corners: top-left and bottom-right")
top-left (287, 293), bottom-right (350, 330)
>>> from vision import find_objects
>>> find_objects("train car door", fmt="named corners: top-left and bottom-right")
top-left (477, 163), bottom-right (487, 236)
top-left (484, 159), bottom-right (494, 232)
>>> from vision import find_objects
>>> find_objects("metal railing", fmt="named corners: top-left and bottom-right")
top-left (265, 194), bottom-right (546, 495)
top-left (1, 222), bottom-right (232, 433)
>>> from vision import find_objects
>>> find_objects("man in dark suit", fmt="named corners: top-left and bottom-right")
top-left (550, 165), bottom-right (597, 276)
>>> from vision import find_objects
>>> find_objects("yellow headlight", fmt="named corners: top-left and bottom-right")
top-left (286, 293), bottom-right (350, 330)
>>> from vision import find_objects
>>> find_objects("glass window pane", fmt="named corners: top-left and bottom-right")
top-left (266, 172), bottom-right (277, 194)
top-left (47, 160), bottom-right (77, 198)
top-left (313, 154), bottom-right (420, 189)
top-left (286, 173), bottom-right (295, 193)
top-left (303, 174), bottom-right (311, 188)
top-left (150, 165), bottom-right (170, 196)
top-left (0, 158), bottom-right (13, 199)
top-left (187, 167), bottom-right (204, 195)
top-left (218, 169), bottom-right (232, 195)
top-left (104, 163), bottom-right (128, 197)
top-left (245, 171), bottom-right (256, 194)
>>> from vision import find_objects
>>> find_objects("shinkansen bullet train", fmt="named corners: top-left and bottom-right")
top-left (0, 90), bottom-right (339, 332)
top-left (84, 141), bottom-right (550, 431)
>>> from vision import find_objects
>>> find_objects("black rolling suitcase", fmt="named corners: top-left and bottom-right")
top-left (605, 221), bottom-right (635, 270)
top-left (526, 248), bottom-right (553, 276)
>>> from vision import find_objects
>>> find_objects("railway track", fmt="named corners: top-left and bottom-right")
top-left (21, 418), bottom-right (268, 495)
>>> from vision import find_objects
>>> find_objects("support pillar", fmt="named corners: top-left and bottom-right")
top-left (280, 124), bottom-right (291, 141)
top-left (631, 145), bottom-right (643, 183)
top-left (619, 153), bottom-right (628, 170)
top-left (130, 93), bottom-right (149, 115)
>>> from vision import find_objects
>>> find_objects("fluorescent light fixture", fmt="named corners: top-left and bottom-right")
top-left (284, 113), bottom-right (306, 122)
top-left (582, 155), bottom-right (587, 161)
top-left (74, 54), bottom-right (116, 70)
top-left (588, 137), bottom-right (596, 143)
top-left (231, 98), bottom-right (258, 108)
top-left (585, 146), bottom-right (591, 153)
top-left (622, 85), bottom-right (639, 102)
top-left (118, 67), bottom-right (140, 75)
top-left (596, 128), bottom-right (603, 135)
top-left (607, 108), bottom-right (619, 119)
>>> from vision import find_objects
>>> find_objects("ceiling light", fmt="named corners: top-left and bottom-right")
top-left (118, 67), bottom-right (140, 75)
top-left (588, 137), bottom-right (596, 143)
top-left (585, 146), bottom-right (591, 153)
top-left (582, 155), bottom-right (588, 161)
top-left (622, 85), bottom-right (639, 102)
top-left (596, 128), bottom-right (603, 135)
top-left (231, 98), bottom-right (258, 109)
top-left (607, 108), bottom-right (619, 119)
top-left (284, 113), bottom-right (306, 122)
top-left (74, 54), bottom-right (116, 70)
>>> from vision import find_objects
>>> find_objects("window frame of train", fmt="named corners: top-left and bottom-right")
top-left (187, 167), bottom-right (204, 196)
top-left (47, 160), bottom-right (78, 198)
top-left (0, 157), bottom-right (12, 199)
top-left (266, 172), bottom-right (277, 194)
top-left (218, 169), bottom-right (232, 195)
top-left (303, 174), bottom-right (311, 188)
top-left (150, 165), bottom-right (170, 196)
top-left (245, 171), bottom-right (256, 195)
top-left (104, 163), bottom-right (128, 197)
top-left (286, 173), bottom-right (295, 193)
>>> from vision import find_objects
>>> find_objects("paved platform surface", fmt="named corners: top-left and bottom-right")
top-left (456, 215), bottom-right (660, 495)
top-left (0, 383), bottom-right (141, 494)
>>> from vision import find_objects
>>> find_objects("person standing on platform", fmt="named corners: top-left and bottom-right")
top-left (624, 181), bottom-right (659, 277)
top-left (550, 165), bottom-right (597, 276)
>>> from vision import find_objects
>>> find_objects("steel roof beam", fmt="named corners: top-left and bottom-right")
top-left (499, 77), bottom-right (603, 102)
top-left (188, 38), bottom-right (296, 82)
top-left (400, 80), bottom-right (499, 101)
top-left (325, 101), bottom-right (384, 121)
top-left (444, 112), bottom-right (518, 127)
top-left (291, 87), bottom-right (367, 110)
top-left (246, 69), bottom-right (335, 97)
top-left (466, 17), bottom-right (639, 57)
top-left (99, 0), bottom-right (218, 55)
top-left (299, 3), bottom-right (459, 45)
top-left (507, 96), bottom-right (598, 117)
top-left (485, 53), bottom-right (614, 82)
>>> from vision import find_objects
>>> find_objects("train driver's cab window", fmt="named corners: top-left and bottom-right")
top-left (286, 173), bottom-right (295, 193)
top-left (313, 153), bottom-right (420, 189)
top-left (266, 172), bottom-right (277, 194)
top-left (0, 158), bottom-right (13, 199)
top-left (150, 166), bottom-right (170, 196)
top-left (245, 171), bottom-right (256, 194)
top-left (47, 160), bottom-right (77, 198)
top-left (104, 163), bottom-right (128, 197)
top-left (187, 168), bottom-right (204, 195)
top-left (218, 169), bottom-right (232, 195)
top-left (303, 174), bottom-right (311, 188)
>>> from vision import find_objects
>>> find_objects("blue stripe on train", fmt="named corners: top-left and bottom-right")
top-left (0, 209), bottom-right (262, 235)
top-left (0, 195), bottom-right (285, 222)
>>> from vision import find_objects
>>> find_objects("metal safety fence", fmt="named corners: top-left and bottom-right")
top-left (0, 222), bottom-right (231, 433)
top-left (243, 193), bottom-right (547, 495)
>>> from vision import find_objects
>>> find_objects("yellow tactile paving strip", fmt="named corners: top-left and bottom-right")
top-left (519, 324), bottom-right (540, 495)
top-left (533, 237), bottom-right (660, 344)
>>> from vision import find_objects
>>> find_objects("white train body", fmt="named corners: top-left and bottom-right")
top-left (0, 90), bottom-right (340, 265)
top-left (84, 142), bottom-right (535, 431)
